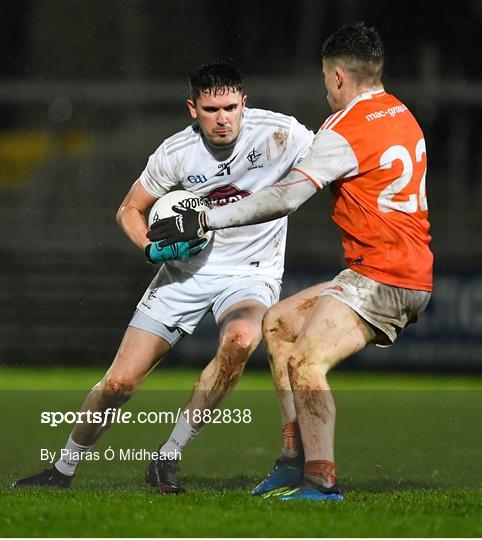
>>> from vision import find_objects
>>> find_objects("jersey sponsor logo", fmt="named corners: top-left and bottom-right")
top-left (365, 105), bottom-right (407, 122)
top-left (205, 184), bottom-right (251, 206)
top-left (214, 154), bottom-right (237, 177)
top-left (176, 197), bottom-right (210, 211)
top-left (187, 174), bottom-right (208, 184)
top-left (246, 147), bottom-right (264, 170)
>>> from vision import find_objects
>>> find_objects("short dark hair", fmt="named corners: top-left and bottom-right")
top-left (189, 61), bottom-right (244, 100)
top-left (321, 23), bottom-right (384, 83)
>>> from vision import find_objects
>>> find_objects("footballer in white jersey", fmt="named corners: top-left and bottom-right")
top-left (140, 107), bottom-right (313, 278)
top-left (135, 106), bottom-right (312, 336)
top-left (11, 61), bottom-right (313, 494)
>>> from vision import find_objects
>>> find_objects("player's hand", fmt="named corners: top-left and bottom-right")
top-left (146, 206), bottom-right (209, 246)
top-left (144, 238), bottom-right (208, 264)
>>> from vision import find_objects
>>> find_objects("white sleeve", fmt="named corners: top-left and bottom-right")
top-left (289, 118), bottom-right (315, 164)
top-left (293, 129), bottom-right (358, 188)
top-left (205, 172), bottom-right (317, 230)
top-left (205, 127), bottom-right (357, 230)
top-left (139, 143), bottom-right (178, 198)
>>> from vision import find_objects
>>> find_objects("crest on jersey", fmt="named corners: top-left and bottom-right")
top-left (246, 148), bottom-right (264, 170)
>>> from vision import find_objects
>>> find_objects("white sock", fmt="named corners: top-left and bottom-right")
top-left (54, 435), bottom-right (92, 476)
top-left (160, 412), bottom-right (199, 457)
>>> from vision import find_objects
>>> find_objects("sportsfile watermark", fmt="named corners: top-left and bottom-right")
top-left (2, 389), bottom-right (480, 492)
top-left (40, 447), bottom-right (181, 464)
top-left (40, 407), bottom-right (253, 427)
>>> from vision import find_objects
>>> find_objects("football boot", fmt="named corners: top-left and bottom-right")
top-left (145, 453), bottom-right (185, 494)
top-left (278, 481), bottom-right (344, 501)
top-left (251, 455), bottom-right (303, 496)
top-left (11, 467), bottom-right (72, 489)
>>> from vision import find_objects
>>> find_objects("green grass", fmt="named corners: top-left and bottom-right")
top-left (2, 365), bottom-right (481, 390)
top-left (1, 367), bottom-right (481, 537)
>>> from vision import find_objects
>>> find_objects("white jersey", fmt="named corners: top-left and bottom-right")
top-left (139, 107), bottom-right (314, 278)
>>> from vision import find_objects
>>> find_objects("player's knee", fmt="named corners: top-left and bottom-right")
top-left (262, 306), bottom-right (279, 338)
top-left (220, 325), bottom-right (260, 367)
top-left (101, 375), bottom-right (137, 404)
top-left (288, 354), bottom-right (312, 383)
top-left (262, 307), bottom-right (296, 346)
top-left (287, 349), bottom-right (330, 381)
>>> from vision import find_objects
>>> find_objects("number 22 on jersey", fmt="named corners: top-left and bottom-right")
top-left (377, 138), bottom-right (427, 213)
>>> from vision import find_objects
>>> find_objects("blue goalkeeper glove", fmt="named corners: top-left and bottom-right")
top-left (144, 238), bottom-right (207, 264)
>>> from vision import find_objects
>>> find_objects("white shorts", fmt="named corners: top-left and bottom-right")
top-left (320, 269), bottom-right (431, 345)
top-left (133, 263), bottom-right (281, 338)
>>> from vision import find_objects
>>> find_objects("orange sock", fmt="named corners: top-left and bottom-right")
top-left (282, 421), bottom-right (302, 458)
top-left (304, 460), bottom-right (337, 487)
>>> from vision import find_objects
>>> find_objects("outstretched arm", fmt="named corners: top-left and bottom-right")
top-left (205, 170), bottom-right (317, 229)
top-left (147, 169), bottom-right (318, 246)
top-left (147, 128), bottom-right (358, 246)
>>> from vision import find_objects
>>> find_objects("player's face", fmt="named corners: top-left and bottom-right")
top-left (187, 89), bottom-right (247, 146)
top-left (322, 59), bottom-right (342, 113)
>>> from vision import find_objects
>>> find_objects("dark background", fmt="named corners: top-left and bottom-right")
top-left (1, 0), bottom-right (481, 370)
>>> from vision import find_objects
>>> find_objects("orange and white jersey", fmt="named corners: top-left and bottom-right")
top-left (293, 89), bottom-right (433, 291)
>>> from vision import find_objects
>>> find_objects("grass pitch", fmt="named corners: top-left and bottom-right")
top-left (1, 366), bottom-right (481, 537)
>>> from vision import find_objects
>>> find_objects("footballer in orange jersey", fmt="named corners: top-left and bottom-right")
top-left (293, 87), bottom-right (432, 291)
top-left (150, 23), bottom-right (433, 502)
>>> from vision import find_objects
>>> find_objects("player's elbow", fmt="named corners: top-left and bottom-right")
top-left (285, 198), bottom-right (301, 215)
top-left (115, 206), bottom-right (123, 227)
top-left (115, 204), bottom-right (128, 230)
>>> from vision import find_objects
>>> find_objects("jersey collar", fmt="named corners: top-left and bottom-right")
top-left (345, 87), bottom-right (386, 110)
